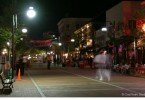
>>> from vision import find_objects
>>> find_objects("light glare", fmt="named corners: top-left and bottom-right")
top-left (22, 28), bottom-right (28, 33)
top-left (27, 7), bottom-right (36, 18)
top-left (101, 27), bottom-right (107, 31)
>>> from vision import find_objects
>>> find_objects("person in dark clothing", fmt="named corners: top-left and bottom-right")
top-left (53, 57), bottom-right (57, 67)
top-left (88, 57), bottom-right (93, 68)
top-left (61, 57), bottom-right (66, 67)
top-left (16, 57), bottom-right (24, 76)
top-left (72, 57), bottom-right (76, 67)
top-left (79, 55), bottom-right (84, 68)
top-left (47, 56), bottom-right (51, 69)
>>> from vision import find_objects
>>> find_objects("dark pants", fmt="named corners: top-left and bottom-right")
top-left (16, 63), bottom-right (24, 76)
top-left (21, 65), bottom-right (24, 75)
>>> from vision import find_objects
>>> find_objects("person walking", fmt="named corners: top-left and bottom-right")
top-left (22, 56), bottom-right (28, 70)
top-left (16, 57), bottom-right (23, 76)
top-left (88, 56), bottom-right (93, 69)
top-left (93, 50), bottom-right (112, 81)
top-left (53, 57), bottom-right (57, 67)
top-left (47, 55), bottom-right (51, 69)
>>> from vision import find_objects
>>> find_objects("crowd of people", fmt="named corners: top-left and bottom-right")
top-left (2, 48), bottom-right (144, 82)
top-left (15, 55), bottom-right (30, 76)
top-left (60, 55), bottom-right (94, 69)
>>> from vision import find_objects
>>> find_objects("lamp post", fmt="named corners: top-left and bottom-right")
top-left (11, 2), bottom-right (36, 77)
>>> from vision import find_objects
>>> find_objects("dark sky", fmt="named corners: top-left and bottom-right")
top-left (21, 0), bottom-right (122, 39)
top-left (38, 0), bottom-right (122, 28)
top-left (1, 0), bottom-right (122, 39)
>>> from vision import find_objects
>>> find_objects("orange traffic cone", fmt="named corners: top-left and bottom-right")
top-left (16, 68), bottom-right (21, 80)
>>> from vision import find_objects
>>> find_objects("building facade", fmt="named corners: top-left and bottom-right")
top-left (74, 22), bottom-right (94, 57)
top-left (57, 18), bottom-right (91, 58)
top-left (106, 1), bottom-right (145, 64)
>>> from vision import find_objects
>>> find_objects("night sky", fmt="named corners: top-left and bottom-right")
top-left (1, 0), bottom-right (122, 39)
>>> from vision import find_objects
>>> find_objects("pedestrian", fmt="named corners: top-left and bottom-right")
top-left (61, 57), bottom-right (66, 67)
top-left (53, 57), bottom-right (57, 67)
top-left (79, 55), bottom-right (84, 68)
top-left (72, 56), bottom-right (76, 67)
top-left (88, 56), bottom-right (93, 68)
top-left (27, 59), bottom-right (31, 69)
top-left (4, 61), bottom-right (12, 78)
top-left (15, 60), bottom-right (20, 76)
top-left (93, 50), bottom-right (112, 81)
top-left (22, 55), bottom-right (28, 70)
top-left (47, 55), bottom-right (51, 69)
top-left (16, 57), bottom-right (24, 76)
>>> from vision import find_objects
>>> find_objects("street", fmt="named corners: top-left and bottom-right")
top-left (1, 63), bottom-right (145, 97)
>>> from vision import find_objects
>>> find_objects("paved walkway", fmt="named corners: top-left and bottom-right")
top-left (1, 63), bottom-right (145, 97)
top-left (0, 63), bottom-right (64, 97)
top-left (0, 70), bottom-right (42, 97)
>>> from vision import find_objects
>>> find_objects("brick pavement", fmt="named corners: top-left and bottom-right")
top-left (1, 63), bottom-right (145, 97)
top-left (0, 65), bottom-right (95, 97)
top-left (0, 71), bottom-right (41, 97)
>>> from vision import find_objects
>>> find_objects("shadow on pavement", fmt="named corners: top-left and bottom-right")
top-left (0, 88), bottom-right (12, 95)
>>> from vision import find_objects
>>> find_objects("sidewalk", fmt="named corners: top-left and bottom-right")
top-left (1, 63), bottom-right (144, 97)
top-left (0, 71), bottom-right (41, 97)
top-left (0, 63), bottom-right (89, 97)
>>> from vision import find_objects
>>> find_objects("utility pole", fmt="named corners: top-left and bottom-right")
top-left (12, 0), bottom-right (17, 78)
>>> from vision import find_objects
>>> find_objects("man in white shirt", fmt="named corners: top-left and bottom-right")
top-left (94, 50), bottom-right (112, 81)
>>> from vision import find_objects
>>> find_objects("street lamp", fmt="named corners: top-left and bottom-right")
top-left (101, 27), bottom-right (107, 32)
top-left (22, 28), bottom-right (28, 33)
top-left (71, 39), bottom-right (75, 42)
top-left (58, 43), bottom-right (62, 46)
top-left (11, 5), bottom-right (36, 77)
top-left (7, 42), bottom-right (10, 46)
top-left (26, 7), bottom-right (36, 18)
top-left (2, 49), bottom-right (7, 55)
top-left (20, 38), bottom-right (23, 41)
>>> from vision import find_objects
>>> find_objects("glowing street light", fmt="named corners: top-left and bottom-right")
top-left (2, 48), bottom-right (7, 55)
top-left (20, 38), bottom-right (23, 41)
top-left (26, 7), bottom-right (36, 18)
top-left (101, 27), bottom-right (107, 32)
top-left (7, 42), bottom-right (10, 46)
top-left (3, 49), bottom-right (7, 53)
top-left (71, 39), bottom-right (75, 42)
top-left (22, 28), bottom-right (28, 33)
top-left (58, 43), bottom-right (62, 46)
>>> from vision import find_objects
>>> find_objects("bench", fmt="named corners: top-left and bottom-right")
top-left (0, 71), bottom-right (14, 93)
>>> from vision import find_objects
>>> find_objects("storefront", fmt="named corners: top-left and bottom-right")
top-left (107, 35), bottom-right (135, 65)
